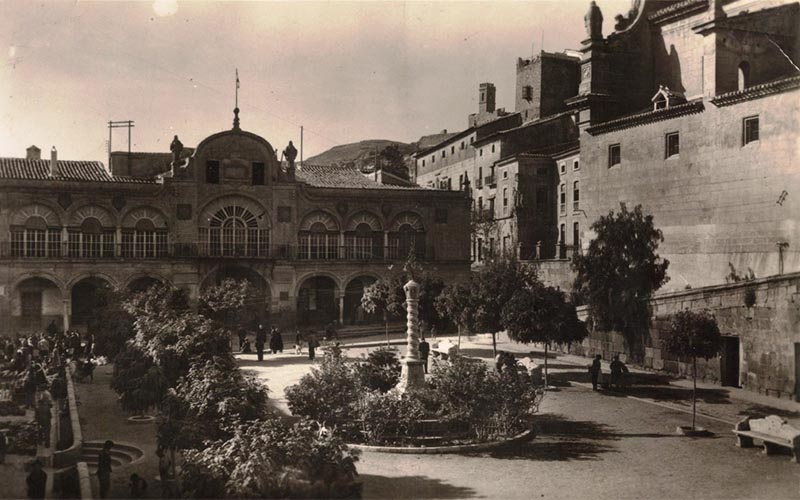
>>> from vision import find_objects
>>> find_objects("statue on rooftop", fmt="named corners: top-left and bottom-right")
top-left (170, 135), bottom-right (183, 165)
top-left (585, 1), bottom-right (603, 41)
top-left (283, 141), bottom-right (298, 171)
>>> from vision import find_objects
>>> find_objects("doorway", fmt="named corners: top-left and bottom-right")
top-left (720, 336), bottom-right (740, 387)
top-left (794, 343), bottom-right (800, 401)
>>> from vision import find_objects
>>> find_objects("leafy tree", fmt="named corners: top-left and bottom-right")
top-left (199, 278), bottom-right (258, 334)
top-left (379, 144), bottom-right (409, 180)
top-left (111, 345), bottom-right (168, 417)
top-left (472, 258), bottom-right (539, 355)
top-left (663, 310), bottom-right (721, 431)
top-left (572, 203), bottom-right (670, 359)
top-left (502, 282), bottom-right (587, 386)
top-left (435, 282), bottom-right (477, 350)
top-left (418, 274), bottom-right (448, 334)
top-left (355, 347), bottom-right (401, 393)
top-left (361, 277), bottom-right (405, 345)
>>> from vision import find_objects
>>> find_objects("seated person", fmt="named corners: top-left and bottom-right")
top-left (240, 339), bottom-right (252, 353)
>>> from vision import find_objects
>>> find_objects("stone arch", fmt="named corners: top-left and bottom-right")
top-left (70, 275), bottom-right (115, 329)
top-left (121, 206), bottom-right (169, 229)
top-left (125, 274), bottom-right (169, 292)
top-left (68, 204), bottom-right (116, 227)
top-left (388, 211), bottom-right (425, 232)
top-left (296, 274), bottom-right (340, 327)
top-left (13, 276), bottom-right (64, 332)
top-left (345, 211), bottom-right (383, 232)
top-left (11, 204), bottom-right (62, 227)
top-left (299, 210), bottom-right (340, 232)
top-left (343, 275), bottom-right (381, 326)
top-left (199, 195), bottom-right (270, 228)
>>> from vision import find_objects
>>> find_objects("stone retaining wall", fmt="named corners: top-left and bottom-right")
top-left (568, 272), bottom-right (800, 400)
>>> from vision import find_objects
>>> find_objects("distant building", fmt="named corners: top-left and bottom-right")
top-left (0, 111), bottom-right (471, 335)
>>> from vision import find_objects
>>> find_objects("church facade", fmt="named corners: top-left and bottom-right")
top-left (0, 112), bottom-right (471, 336)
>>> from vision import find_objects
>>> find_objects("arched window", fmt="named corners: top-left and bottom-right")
top-left (344, 212), bottom-right (382, 260)
top-left (10, 205), bottom-right (62, 258)
top-left (121, 208), bottom-right (168, 258)
top-left (573, 181), bottom-right (580, 211)
top-left (298, 212), bottom-right (339, 260)
top-left (67, 206), bottom-right (115, 258)
top-left (201, 203), bottom-right (269, 257)
top-left (738, 61), bottom-right (751, 91)
top-left (388, 212), bottom-right (425, 260)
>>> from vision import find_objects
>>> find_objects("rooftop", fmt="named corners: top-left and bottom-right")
top-left (297, 164), bottom-right (430, 191)
top-left (710, 75), bottom-right (800, 107)
top-left (586, 99), bottom-right (705, 136)
top-left (0, 158), bottom-right (155, 184)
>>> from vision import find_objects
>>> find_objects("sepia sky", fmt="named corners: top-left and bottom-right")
top-left (0, 0), bottom-right (631, 163)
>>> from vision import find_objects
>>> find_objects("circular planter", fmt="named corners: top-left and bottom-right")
top-left (675, 425), bottom-right (712, 437)
top-left (127, 415), bottom-right (155, 424)
top-left (348, 428), bottom-right (534, 454)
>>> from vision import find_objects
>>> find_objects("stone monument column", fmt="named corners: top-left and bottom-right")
top-left (397, 278), bottom-right (426, 393)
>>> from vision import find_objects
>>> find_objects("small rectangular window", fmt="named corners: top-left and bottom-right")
top-left (503, 170), bottom-right (508, 179)
top-left (206, 160), bottom-right (220, 184)
top-left (608, 144), bottom-right (621, 167)
top-left (560, 162), bottom-right (566, 174)
top-left (432, 155), bottom-right (435, 164)
top-left (491, 144), bottom-right (496, 153)
top-left (665, 132), bottom-right (679, 158)
top-left (479, 149), bottom-right (483, 157)
top-left (442, 150), bottom-right (446, 158)
top-left (743, 116), bottom-right (759, 145)
top-left (451, 146), bottom-right (455, 154)
top-left (252, 162), bottom-right (265, 185)
top-left (573, 159), bottom-right (580, 171)
top-left (460, 141), bottom-right (465, 150)
top-left (422, 159), bottom-right (426, 167)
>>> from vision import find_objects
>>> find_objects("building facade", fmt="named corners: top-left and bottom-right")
top-left (0, 113), bottom-right (471, 336)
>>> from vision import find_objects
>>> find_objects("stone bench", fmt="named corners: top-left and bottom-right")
top-left (431, 341), bottom-right (458, 360)
top-left (733, 415), bottom-right (800, 462)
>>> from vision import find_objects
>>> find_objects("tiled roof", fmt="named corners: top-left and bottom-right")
top-left (586, 99), bottom-right (705, 136)
top-left (648, 0), bottom-right (707, 24)
top-left (0, 158), bottom-right (156, 184)
top-left (296, 164), bottom-right (430, 190)
top-left (710, 76), bottom-right (800, 107)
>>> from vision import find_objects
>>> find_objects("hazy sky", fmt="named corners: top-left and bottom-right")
top-left (0, 0), bottom-right (632, 163)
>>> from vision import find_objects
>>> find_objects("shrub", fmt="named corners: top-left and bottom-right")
top-left (180, 418), bottom-right (360, 499)
top-left (111, 345), bottom-right (168, 416)
top-left (360, 391), bottom-right (427, 444)
top-left (286, 347), bottom-right (360, 425)
top-left (355, 347), bottom-right (400, 393)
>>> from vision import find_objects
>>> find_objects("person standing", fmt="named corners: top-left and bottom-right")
top-left (35, 392), bottom-right (52, 447)
top-left (255, 324), bottom-right (267, 362)
top-left (269, 327), bottom-right (283, 354)
top-left (307, 331), bottom-right (318, 361)
top-left (46, 320), bottom-right (58, 338)
top-left (294, 329), bottom-right (303, 355)
top-left (26, 458), bottom-right (47, 500)
top-left (418, 336), bottom-right (430, 374)
top-left (589, 354), bottom-right (602, 391)
top-left (97, 440), bottom-right (114, 499)
top-left (237, 327), bottom-right (247, 351)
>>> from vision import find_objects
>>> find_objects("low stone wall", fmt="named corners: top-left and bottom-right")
top-left (567, 272), bottom-right (800, 400)
top-left (53, 369), bottom-right (83, 469)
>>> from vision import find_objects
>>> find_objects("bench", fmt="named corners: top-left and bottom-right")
top-left (733, 415), bottom-right (800, 462)
top-left (431, 341), bottom-right (458, 360)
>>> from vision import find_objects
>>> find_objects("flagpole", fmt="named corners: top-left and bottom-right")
top-left (235, 68), bottom-right (239, 109)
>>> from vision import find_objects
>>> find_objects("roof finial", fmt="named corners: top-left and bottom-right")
top-left (233, 68), bottom-right (241, 130)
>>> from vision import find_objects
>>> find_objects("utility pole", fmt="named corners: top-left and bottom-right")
top-left (107, 120), bottom-right (135, 172)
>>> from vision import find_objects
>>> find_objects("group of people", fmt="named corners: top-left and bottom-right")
top-left (589, 354), bottom-right (630, 391)
top-left (1, 321), bottom-right (96, 379)
top-left (241, 324), bottom-right (324, 361)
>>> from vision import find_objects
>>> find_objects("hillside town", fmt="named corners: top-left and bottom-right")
top-left (0, 0), bottom-right (798, 499)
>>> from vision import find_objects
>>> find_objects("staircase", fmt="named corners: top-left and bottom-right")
top-left (78, 440), bottom-right (144, 473)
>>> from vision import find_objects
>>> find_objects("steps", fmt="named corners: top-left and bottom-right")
top-left (78, 440), bottom-right (144, 473)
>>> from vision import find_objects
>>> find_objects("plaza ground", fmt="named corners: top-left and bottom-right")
top-left (239, 333), bottom-right (800, 500)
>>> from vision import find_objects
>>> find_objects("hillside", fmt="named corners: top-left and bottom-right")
top-left (305, 140), bottom-right (415, 168)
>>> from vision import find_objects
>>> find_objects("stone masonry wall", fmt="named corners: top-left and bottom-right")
top-left (568, 272), bottom-right (800, 400)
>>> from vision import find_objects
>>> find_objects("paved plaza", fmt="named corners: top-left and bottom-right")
top-left (238, 334), bottom-right (800, 499)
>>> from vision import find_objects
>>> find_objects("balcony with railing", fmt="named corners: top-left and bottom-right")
top-left (1, 241), bottom-right (434, 262)
top-left (484, 174), bottom-right (496, 188)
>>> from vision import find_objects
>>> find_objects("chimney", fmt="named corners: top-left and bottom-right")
top-left (26, 145), bottom-right (41, 161)
top-left (50, 147), bottom-right (59, 177)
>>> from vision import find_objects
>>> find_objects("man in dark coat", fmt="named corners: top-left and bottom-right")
top-left (97, 440), bottom-right (114, 499)
top-left (255, 324), bottom-right (267, 361)
top-left (589, 354), bottom-right (602, 390)
top-left (307, 332), bottom-right (318, 361)
top-left (27, 459), bottom-right (47, 499)
top-left (269, 327), bottom-right (283, 354)
top-left (418, 336), bottom-right (430, 374)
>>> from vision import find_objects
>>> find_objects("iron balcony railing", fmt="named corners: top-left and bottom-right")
top-left (484, 174), bottom-right (496, 187)
top-left (0, 241), bottom-right (434, 262)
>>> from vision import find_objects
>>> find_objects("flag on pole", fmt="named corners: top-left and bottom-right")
top-left (236, 68), bottom-right (240, 89)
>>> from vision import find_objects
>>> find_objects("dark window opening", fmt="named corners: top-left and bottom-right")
top-left (206, 160), bottom-right (220, 184)
top-left (252, 162), bottom-right (265, 185)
